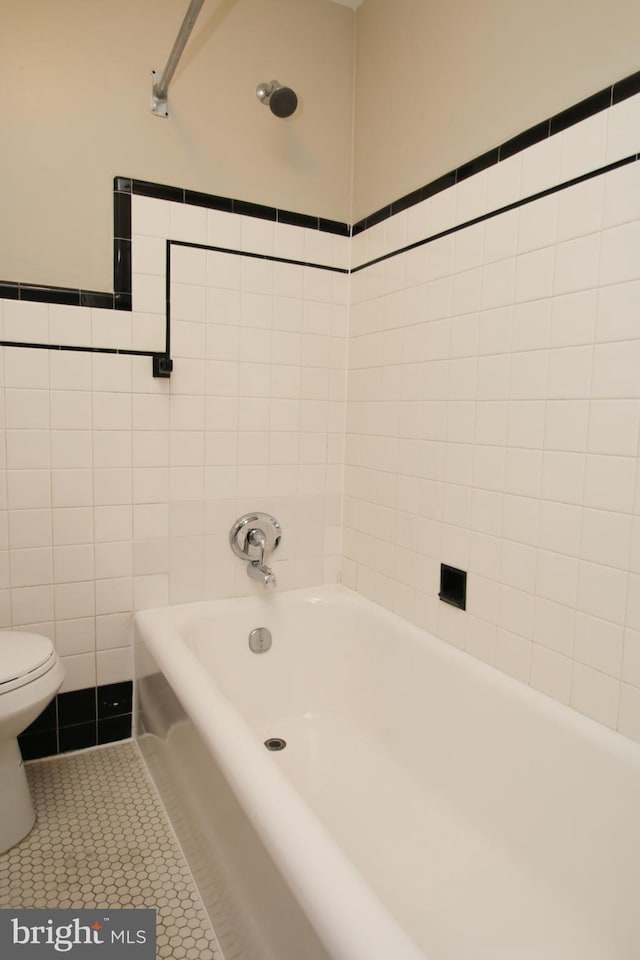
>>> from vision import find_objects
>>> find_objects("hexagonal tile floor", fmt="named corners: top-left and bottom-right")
top-left (0, 742), bottom-right (224, 960)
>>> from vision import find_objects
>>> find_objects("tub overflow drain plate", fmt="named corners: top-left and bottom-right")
top-left (249, 626), bottom-right (272, 653)
top-left (264, 737), bottom-right (287, 751)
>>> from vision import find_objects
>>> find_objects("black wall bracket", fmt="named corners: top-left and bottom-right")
top-left (153, 354), bottom-right (173, 378)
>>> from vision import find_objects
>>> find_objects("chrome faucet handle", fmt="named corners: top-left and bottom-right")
top-left (247, 528), bottom-right (266, 566)
top-left (229, 512), bottom-right (281, 564)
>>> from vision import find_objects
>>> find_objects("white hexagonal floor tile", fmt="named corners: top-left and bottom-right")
top-left (0, 742), bottom-right (222, 960)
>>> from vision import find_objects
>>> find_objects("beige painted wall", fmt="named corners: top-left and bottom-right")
top-left (353, 0), bottom-right (640, 221)
top-left (5, 0), bottom-right (640, 289)
top-left (0, 0), bottom-right (355, 290)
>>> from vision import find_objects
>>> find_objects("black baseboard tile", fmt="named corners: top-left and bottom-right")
top-left (59, 721), bottom-right (98, 754)
top-left (98, 681), bottom-right (133, 720)
top-left (57, 688), bottom-right (97, 727)
top-left (98, 715), bottom-right (132, 745)
top-left (18, 683), bottom-right (133, 762)
top-left (18, 729), bottom-right (58, 762)
top-left (21, 699), bottom-right (57, 736)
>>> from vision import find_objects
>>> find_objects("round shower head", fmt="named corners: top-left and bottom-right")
top-left (269, 86), bottom-right (297, 118)
top-left (256, 80), bottom-right (298, 119)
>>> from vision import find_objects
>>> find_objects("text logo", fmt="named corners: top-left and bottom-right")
top-left (0, 910), bottom-right (155, 958)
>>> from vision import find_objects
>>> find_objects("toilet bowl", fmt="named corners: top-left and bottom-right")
top-left (0, 632), bottom-right (64, 852)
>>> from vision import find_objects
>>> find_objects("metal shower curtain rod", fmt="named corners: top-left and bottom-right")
top-left (151, 0), bottom-right (206, 117)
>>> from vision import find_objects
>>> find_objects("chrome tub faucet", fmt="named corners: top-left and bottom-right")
top-left (229, 513), bottom-right (281, 589)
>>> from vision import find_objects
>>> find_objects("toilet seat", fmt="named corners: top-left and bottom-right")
top-left (0, 632), bottom-right (58, 695)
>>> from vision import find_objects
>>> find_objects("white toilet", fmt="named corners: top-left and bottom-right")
top-left (0, 631), bottom-right (64, 852)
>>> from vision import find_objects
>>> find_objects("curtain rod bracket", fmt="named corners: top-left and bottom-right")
top-left (151, 70), bottom-right (169, 118)
top-left (150, 0), bottom-right (205, 119)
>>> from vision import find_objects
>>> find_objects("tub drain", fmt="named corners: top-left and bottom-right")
top-left (264, 737), bottom-right (287, 751)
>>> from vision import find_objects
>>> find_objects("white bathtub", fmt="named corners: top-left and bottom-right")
top-left (134, 585), bottom-right (640, 960)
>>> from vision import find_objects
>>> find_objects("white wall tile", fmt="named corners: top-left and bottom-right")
top-left (574, 612), bottom-right (624, 678)
top-left (4, 300), bottom-right (49, 344)
top-left (7, 471), bottom-right (51, 510)
top-left (11, 585), bottom-right (54, 626)
top-left (10, 547), bottom-right (53, 587)
top-left (544, 400), bottom-right (589, 452)
top-left (51, 431), bottom-right (92, 470)
top-left (622, 628), bottom-right (640, 688)
top-left (53, 544), bottom-right (95, 584)
top-left (52, 469), bottom-right (93, 508)
top-left (133, 573), bottom-right (169, 611)
top-left (6, 431), bottom-right (51, 470)
top-left (96, 612), bottom-right (131, 651)
top-left (540, 451), bottom-right (585, 504)
top-left (557, 176), bottom-right (604, 242)
top-left (94, 505), bottom-right (132, 543)
top-left (576, 560), bottom-right (628, 625)
top-left (9, 510), bottom-right (52, 550)
top-left (535, 549), bottom-right (579, 607)
top-left (571, 661), bottom-right (619, 729)
top-left (588, 400), bottom-right (640, 456)
top-left (550, 289), bottom-right (596, 348)
top-left (132, 233), bottom-right (165, 277)
top-left (517, 194), bottom-right (557, 254)
top-left (6, 390), bottom-right (49, 429)
top-left (132, 195), bottom-right (170, 238)
top-left (592, 341), bottom-right (640, 399)
top-left (554, 234), bottom-right (600, 295)
top-left (583, 455), bottom-right (636, 513)
top-left (49, 306), bottom-right (92, 348)
top-left (495, 628), bottom-right (531, 683)
top-left (580, 508), bottom-right (632, 569)
top-left (95, 577), bottom-right (133, 616)
top-left (533, 596), bottom-right (575, 657)
top-left (599, 220), bottom-right (640, 286)
top-left (91, 309), bottom-right (133, 350)
top-left (605, 93), bottom-right (640, 163)
top-left (530, 643), bottom-right (572, 704)
top-left (97, 647), bottom-right (133, 687)
top-left (58, 653), bottom-right (96, 693)
top-left (54, 581), bottom-right (95, 621)
top-left (55, 618), bottom-right (95, 657)
top-left (595, 279), bottom-right (640, 344)
top-left (52, 507), bottom-right (93, 546)
top-left (618, 683), bottom-right (640, 744)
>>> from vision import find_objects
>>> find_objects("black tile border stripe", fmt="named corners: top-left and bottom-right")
top-left (170, 238), bottom-right (349, 275)
top-left (351, 153), bottom-right (640, 275)
top-left (131, 178), bottom-right (351, 236)
top-left (351, 69), bottom-right (640, 235)
top-left (0, 66), bottom-right (639, 364)
top-left (0, 341), bottom-right (156, 357)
